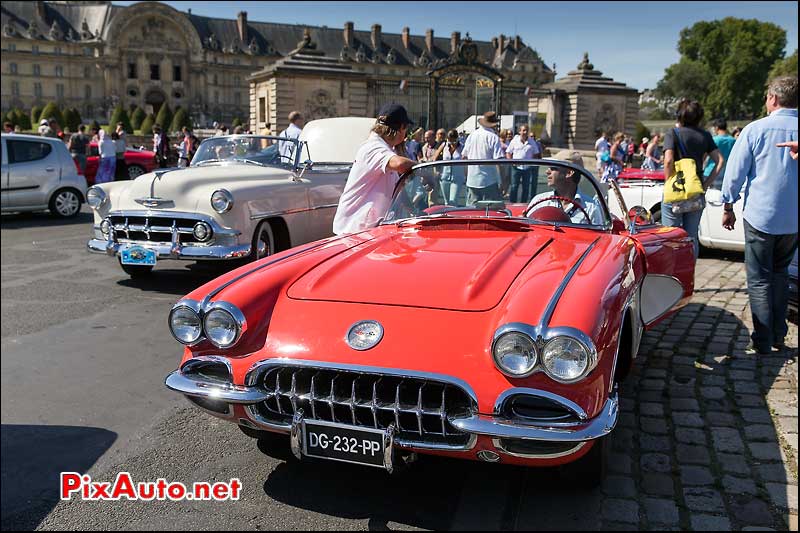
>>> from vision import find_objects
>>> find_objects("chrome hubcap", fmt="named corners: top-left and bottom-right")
top-left (55, 192), bottom-right (80, 216)
top-left (257, 231), bottom-right (271, 259)
top-left (128, 166), bottom-right (144, 179)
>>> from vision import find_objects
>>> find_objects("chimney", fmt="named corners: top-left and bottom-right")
top-left (499, 34), bottom-right (506, 51)
top-left (236, 11), bottom-right (247, 43)
top-left (491, 37), bottom-right (498, 49)
top-left (35, 1), bottom-right (47, 23)
top-left (401, 27), bottom-right (410, 49)
top-left (514, 35), bottom-right (522, 51)
top-left (343, 21), bottom-right (354, 47)
top-left (450, 31), bottom-right (460, 55)
top-left (425, 28), bottom-right (434, 53)
top-left (370, 24), bottom-right (381, 50)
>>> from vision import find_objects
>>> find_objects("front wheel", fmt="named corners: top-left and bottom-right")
top-left (651, 207), bottom-right (662, 225)
top-left (119, 261), bottom-right (154, 278)
top-left (250, 220), bottom-right (276, 262)
top-left (49, 188), bottom-right (82, 218)
top-left (127, 164), bottom-right (146, 179)
top-left (559, 434), bottom-right (610, 489)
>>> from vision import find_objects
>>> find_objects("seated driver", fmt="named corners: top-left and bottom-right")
top-left (527, 150), bottom-right (603, 225)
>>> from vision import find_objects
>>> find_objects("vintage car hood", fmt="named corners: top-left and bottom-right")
top-left (287, 227), bottom-right (590, 311)
top-left (112, 165), bottom-right (291, 212)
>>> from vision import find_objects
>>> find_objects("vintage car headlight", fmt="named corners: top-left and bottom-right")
top-left (203, 304), bottom-right (246, 348)
top-left (86, 186), bottom-right (106, 209)
top-left (210, 189), bottom-right (233, 213)
top-left (193, 221), bottom-right (212, 242)
top-left (493, 331), bottom-right (538, 377)
top-left (100, 218), bottom-right (112, 236)
top-left (169, 305), bottom-right (202, 345)
top-left (541, 336), bottom-right (591, 382)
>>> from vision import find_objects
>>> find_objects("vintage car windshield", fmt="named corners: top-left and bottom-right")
top-left (190, 135), bottom-right (300, 168)
top-left (383, 160), bottom-right (612, 229)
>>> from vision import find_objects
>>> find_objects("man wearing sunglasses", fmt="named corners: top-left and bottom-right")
top-left (526, 150), bottom-right (602, 225)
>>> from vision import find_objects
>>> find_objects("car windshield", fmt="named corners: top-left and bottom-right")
top-left (383, 160), bottom-right (612, 229)
top-left (190, 135), bottom-right (300, 168)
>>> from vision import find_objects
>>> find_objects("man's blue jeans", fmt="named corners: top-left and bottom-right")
top-left (744, 220), bottom-right (798, 351)
top-left (509, 167), bottom-right (531, 203)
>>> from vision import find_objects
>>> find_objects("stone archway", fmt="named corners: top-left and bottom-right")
top-left (427, 35), bottom-right (504, 129)
top-left (144, 87), bottom-right (166, 116)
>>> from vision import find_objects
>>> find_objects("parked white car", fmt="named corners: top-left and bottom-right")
top-left (610, 172), bottom-right (744, 252)
top-left (1, 133), bottom-right (87, 217)
top-left (86, 117), bottom-right (374, 277)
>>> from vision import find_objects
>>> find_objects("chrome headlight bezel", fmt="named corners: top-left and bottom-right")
top-left (99, 218), bottom-right (112, 236)
top-left (86, 186), bottom-right (107, 209)
top-left (168, 301), bottom-right (203, 345)
top-left (193, 221), bottom-right (212, 242)
top-left (540, 335), bottom-right (595, 384)
top-left (492, 330), bottom-right (538, 378)
top-left (202, 302), bottom-right (247, 349)
top-left (210, 189), bottom-right (234, 214)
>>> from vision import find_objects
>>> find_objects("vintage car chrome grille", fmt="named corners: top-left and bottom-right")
top-left (108, 215), bottom-right (207, 244)
top-left (253, 366), bottom-right (475, 447)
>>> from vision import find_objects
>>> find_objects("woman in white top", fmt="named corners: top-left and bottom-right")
top-left (434, 129), bottom-right (466, 206)
top-left (95, 129), bottom-right (117, 184)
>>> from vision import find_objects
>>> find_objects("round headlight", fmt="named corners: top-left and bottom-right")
top-left (203, 308), bottom-right (240, 348)
top-left (193, 221), bottom-right (212, 242)
top-left (541, 337), bottom-right (590, 382)
top-left (100, 218), bottom-right (112, 236)
top-left (493, 332), bottom-right (537, 377)
top-left (169, 306), bottom-right (202, 344)
top-left (211, 189), bottom-right (233, 213)
top-left (86, 186), bottom-right (106, 209)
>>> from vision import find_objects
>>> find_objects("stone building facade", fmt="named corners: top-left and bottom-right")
top-left (0, 1), bottom-right (554, 131)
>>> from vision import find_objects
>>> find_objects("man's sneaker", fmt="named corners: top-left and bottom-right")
top-left (745, 343), bottom-right (773, 355)
top-left (772, 341), bottom-right (787, 351)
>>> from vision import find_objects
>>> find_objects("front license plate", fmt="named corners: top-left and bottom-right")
top-left (302, 420), bottom-right (386, 468)
top-left (120, 245), bottom-right (157, 266)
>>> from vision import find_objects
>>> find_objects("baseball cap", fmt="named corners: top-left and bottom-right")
top-left (377, 103), bottom-right (413, 129)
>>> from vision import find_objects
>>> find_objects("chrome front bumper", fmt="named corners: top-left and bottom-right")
top-left (164, 369), bottom-right (618, 444)
top-left (87, 238), bottom-right (251, 260)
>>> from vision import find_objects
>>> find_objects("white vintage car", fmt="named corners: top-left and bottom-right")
top-left (610, 172), bottom-right (744, 252)
top-left (86, 117), bottom-right (374, 277)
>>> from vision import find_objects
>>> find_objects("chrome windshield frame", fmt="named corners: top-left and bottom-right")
top-left (386, 159), bottom-right (614, 232)
top-left (191, 134), bottom-right (303, 170)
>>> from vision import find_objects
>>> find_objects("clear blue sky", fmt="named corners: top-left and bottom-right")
top-left (114, 1), bottom-right (798, 91)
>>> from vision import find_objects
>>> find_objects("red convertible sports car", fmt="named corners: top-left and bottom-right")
top-left (165, 159), bottom-right (694, 485)
top-left (84, 142), bottom-right (157, 185)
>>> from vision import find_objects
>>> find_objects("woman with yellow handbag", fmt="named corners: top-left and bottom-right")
top-left (662, 99), bottom-right (724, 259)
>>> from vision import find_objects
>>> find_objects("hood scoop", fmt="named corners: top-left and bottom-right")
top-left (405, 218), bottom-right (532, 232)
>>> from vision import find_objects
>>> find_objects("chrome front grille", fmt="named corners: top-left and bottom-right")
top-left (108, 214), bottom-right (204, 244)
top-left (252, 365), bottom-right (475, 448)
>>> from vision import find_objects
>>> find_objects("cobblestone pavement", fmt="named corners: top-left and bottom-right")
top-left (599, 251), bottom-right (798, 531)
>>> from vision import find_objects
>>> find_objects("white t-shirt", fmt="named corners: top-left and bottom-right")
top-left (506, 136), bottom-right (541, 160)
top-left (595, 136), bottom-right (610, 153)
top-left (332, 133), bottom-right (399, 235)
top-left (278, 122), bottom-right (302, 160)
top-left (527, 190), bottom-right (603, 225)
top-left (461, 126), bottom-right (504, 188)
top-left (99, 138), bottom-right (116, 158)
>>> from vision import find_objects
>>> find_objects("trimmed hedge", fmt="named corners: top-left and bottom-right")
top-left (109, 105), bottom-right (133, 133)
top-left (131, 107), bottom-right (146, 130)
top-left (155, 104), bottom-right (173, 134)
top-left (139, 113), bottom-right (156, 136)
top-left (39, 102), bottom-right (65, 129)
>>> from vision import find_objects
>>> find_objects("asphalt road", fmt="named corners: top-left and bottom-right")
top-left (1, 208), bottom-right (596, 531)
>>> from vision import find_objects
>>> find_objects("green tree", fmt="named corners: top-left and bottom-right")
top-left (656, 17), bottom-right (786, 119)
top-left (769, 49), bottom-right (798, 80)
top-left (109, 104), bottom-right (133, 133)
top-left (30, 105), bottom-right (43, 129)
top-left (634, 122), bottom-right (651, 144)
top-left (17, 109), bottom-right (31, 130)
top-left (131, 107), bottom-right (146, 130)
top-left (70, 107), bottom-right (82, 130)
top-left (231, 117), bottom-right (242, 128)
top-left (139, 113), bottom-right (155, 136)
top-left (169, 107), bottom-right (191, 133)
top-left (62, 108), bottom-right (75, 132)
top-left (155, 104), bottom-right (173, 133)
top-left (39, 102), bottom-right (65, 129)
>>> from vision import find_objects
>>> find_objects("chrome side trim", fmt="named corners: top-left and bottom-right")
top-left (540, 237), bottom-right (600, 327)
top-left (492, 388), bottom-right (588, 421)
top-left (164, 370), bottom-right (270, 404)
top-left (250, 203), bottom-right (338, 221)
top-left (492, 438), bottom-right (587, 459)
top-left (450, 392), bottom-right (618, 443)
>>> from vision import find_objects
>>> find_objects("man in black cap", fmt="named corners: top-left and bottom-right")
top-left (333, 103), bottom-right (416, 235)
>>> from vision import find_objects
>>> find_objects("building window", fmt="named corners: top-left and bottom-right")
top-left (56, 84), bottom-right (65, 98)
top-left (33, 64), bottom-right (41, 76)
top-left (214, 91), bottom-right (219, 104)
top-left (173, 65), bottom-right (182, 82)
top-left (213, 74), bottom-right (218, 85)
top-left (9, 43), bottom-right (16, 52)
top-left (128, 63), bottom-right (137, 79)
top-left (11, 81), bottom-right (20, 96)
top-left (234, 76), bottom-right (241, 86)
top-left (150, 64), bottom-right (160, 80)
top-left (34, 83), bottom-right (43, 97)
top-left (83, 47), bottom-right (92, 56)
top-left (55, 46), bottom-right (62, 55)
top-left (10, 63), bottom-right (17, 74)
top-left (234, 92), bottom-right (241, 105)
top-left (258, 97), bottom-right (266, 123)
top-left (32, 45), bottom-right (39, 55)
top-left (233, 59), bottom-right (240, 66)
top-left (85, 85), bottom-right (91, 99)
top-left (84, 66), bottom-right (91, 78)
top-left (55, 66), bottom-right (63, 77)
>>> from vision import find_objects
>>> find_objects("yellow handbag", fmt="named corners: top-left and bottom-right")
top-left (664, 128), bottom-right (705, 204)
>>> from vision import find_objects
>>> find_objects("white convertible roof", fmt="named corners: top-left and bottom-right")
top-left (299, 117), bottom-right (376, 164)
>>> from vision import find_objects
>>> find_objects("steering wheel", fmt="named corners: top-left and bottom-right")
top-left (525, 195), bottom-right (591, 223)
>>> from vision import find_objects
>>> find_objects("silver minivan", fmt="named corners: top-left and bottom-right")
top-left (1, 133), bottom-right (88, 217)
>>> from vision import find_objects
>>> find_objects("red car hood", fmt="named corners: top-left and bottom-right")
top-left (287, 226), bottom-right (590, 311)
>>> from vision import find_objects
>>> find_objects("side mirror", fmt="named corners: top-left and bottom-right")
top-left (302, 160), bottom-right (313, 170)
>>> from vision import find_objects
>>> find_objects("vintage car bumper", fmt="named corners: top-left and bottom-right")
top-left (87, 237), bottom-right (251, 260)
top-left (165, 365), bottom-right (618, 454)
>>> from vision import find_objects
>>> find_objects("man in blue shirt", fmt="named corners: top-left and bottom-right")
top-left (704, 118), bottom-right (736, 181)
top-left (721, 76), bottom-right (798, 355)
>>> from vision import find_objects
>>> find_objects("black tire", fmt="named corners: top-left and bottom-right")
top-left (127, 164), bottom-right (146, 179)
top-left (119, 261), bottom-right (154, 278)
top-left (49, 188), bottom-right (82, 218)
top-left (254, 430), bottom-right (294, 461)
top-left (559, 435), bottom-right (610, 489)
top-left (250, 220), bottom-right (276, 262)
top-left (651, 207), bottom-right (662, 225)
